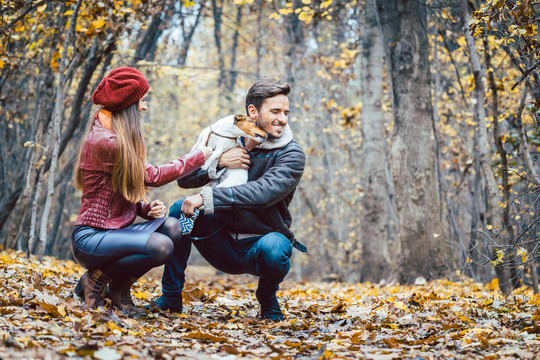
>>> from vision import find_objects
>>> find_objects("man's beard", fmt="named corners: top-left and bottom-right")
top-left (256, 114), bottom-right (281, 140)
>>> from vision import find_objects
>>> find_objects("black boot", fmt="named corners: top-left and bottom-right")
top-left (74, 269), bottom-right (111, 309)
top-left (256, 279), bottom-right (284, 321)
top-left (106, 276), bottom-right (145, 316)
top-left (154, 294), bottom-right (183, 313)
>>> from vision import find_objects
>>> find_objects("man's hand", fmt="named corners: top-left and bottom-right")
top-left (218, 147), bottom-right (250, 170)
top-left (181, 194), bottom-right (204, 217)
top-left (147, 200), bottom-right (166, 218)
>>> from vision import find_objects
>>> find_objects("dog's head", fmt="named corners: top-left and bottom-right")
top-left (233, 114), bottom-right (268, 142)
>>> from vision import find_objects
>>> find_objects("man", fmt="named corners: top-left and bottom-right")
top-left (156, 78), bottom-right (307, 321)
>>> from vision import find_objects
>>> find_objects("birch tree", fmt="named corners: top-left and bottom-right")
top-left (360, 0), bottom-right (391, 282)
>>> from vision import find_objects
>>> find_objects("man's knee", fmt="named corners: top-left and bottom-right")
top-left (256, 233), bottom-right (292, 279)
top-left (168, 199), bottom-right (184, 219)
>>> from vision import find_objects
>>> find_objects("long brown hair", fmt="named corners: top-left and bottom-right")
top-left (75, 102), bottom-right (148, 203)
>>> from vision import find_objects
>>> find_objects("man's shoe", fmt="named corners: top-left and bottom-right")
top-left (155, 294), bottom-right (183, 313)
top-left (256, 286), bottom-right (284, 321)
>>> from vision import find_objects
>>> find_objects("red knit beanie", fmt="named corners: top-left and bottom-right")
top-left (92, 67), bottom-right (149, 111)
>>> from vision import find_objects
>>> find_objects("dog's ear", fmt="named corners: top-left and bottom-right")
top-left (234, 114), bottom-right (244, 125)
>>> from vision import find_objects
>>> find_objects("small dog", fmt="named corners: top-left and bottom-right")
top-left (191, 114), bottom-right (267, 187)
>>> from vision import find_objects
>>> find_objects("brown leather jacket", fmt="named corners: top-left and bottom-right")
top-left (74, 111), bottom-right (205, 230)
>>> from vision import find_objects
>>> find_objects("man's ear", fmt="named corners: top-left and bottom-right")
top-left (247, 104), bottom-right (257, 118)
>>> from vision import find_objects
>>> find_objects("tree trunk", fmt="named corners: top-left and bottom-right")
top-left (360, 0), bottom-right (390, 283)
top-left (131, 1), bottom-right (174, 65)
top-left (227, 5), bottom-right (242, 94)
top-left (284, 0), bottom-right (305, 88)
top-left (375, 0), bottom-right (454, 282)
top-left (211, 0), bottom-right (226, 87)
top-left (460, 0), bottom-right (510, 293)
top-left (37, 0), bottom-right (83, 260)
top-left (178, 2), bottom-right (203, 66)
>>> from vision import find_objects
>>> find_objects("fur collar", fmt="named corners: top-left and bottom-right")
top-left (256, 124), bottom-right (293, 150)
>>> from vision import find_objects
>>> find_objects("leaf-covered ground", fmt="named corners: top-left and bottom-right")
top-left (0, 250), bottom-right (539, 359)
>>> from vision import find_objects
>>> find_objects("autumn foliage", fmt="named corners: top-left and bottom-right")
top-left (0, 249), bottom-right (539, 359)
top-left (1, 0), bottom-right (539, 303)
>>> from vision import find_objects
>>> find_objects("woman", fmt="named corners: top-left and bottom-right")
top-left (71, 67), bottom-right (211, 313)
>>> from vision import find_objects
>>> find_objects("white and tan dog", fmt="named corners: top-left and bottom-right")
top-left (191, 114), bottom-right (267, 187)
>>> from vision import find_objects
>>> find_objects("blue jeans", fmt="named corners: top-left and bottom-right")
top-left (162, 199), bottom-right (293, 298)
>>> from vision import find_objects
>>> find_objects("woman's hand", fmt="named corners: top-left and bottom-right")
top-left (218, 147), bottom-right (250, 169)
top-left (181, 194), bottom-right (204, 217)
top-left (197, 132), bottom-right (213, 161)
top-left (147, 200), bottom-right (166, 218)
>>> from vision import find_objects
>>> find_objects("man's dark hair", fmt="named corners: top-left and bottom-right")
top-left (245, 78), bottom-right (290, 114)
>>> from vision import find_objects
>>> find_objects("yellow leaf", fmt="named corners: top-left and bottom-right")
top-left (323, 350), bottom-right (334, 358)
top-left (517, 247), bottom-right (528, 262)
top-left (394, 301), bottom-right (407, 311)
top-left (107, 321), bottom-right (123, 333)
top-left (92, 18), bottom-right (106, 30)
top-left (37, 3), bottom-right (47, 12)
top-left (279, 8), bottom-right (293, 15)
top-left (269, 13), bottom-right (280, 20)
top-left (528, 294), bottom-right (540, 307)
top-left (133, 289), bottom-right (147, 299)
top-left (486, 278), bottom-right (499, 290)
top-left (433, 233), bottom-right (440, 238)
top-left (184, 330), bottom-right (228, 342)
top-left (302, 0), bottom-right (311, 4)
top-left (321, 0), bottom-right (332, 9)
top-left (457, 36), bottom-right (467, 47)
top-left (298, 10), bottom-right (312, 23)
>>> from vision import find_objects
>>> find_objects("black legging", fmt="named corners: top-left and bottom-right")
top-left (99, 218), bottom-right (182, 280)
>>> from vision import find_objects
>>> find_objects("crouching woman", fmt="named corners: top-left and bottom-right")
top-left (71, 67), bottom-right (211, 314)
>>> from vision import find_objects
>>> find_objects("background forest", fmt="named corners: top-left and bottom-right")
top-left (0, 0), bottom-right (539, 295)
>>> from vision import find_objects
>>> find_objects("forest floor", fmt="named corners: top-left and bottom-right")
top-left (0, 249), bottom-right (538, 359)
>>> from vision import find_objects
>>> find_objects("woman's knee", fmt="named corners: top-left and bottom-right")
top-left (145, 233), bottom-right (174, 263)
top-left (159, 217), bottom-right (182, 240)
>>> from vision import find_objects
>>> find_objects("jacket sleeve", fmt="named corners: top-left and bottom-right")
top-left (136, 201), bottom-right (154, 220)
top-left (176, 167), bottom-right (213, 189)
top-left (202, 143), bottom-right (306, 214)
top-left (145, 149), bottom-right (206, 187)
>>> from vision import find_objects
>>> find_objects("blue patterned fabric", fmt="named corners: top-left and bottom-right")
top-left (177, 209), bottom-right (199, 235)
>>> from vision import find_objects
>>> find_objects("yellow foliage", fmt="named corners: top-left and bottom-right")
top-left (92, 18), bottom-right (106, 30)
top-left (486, 277), bottom-right (499, 290)
top-left (321, 0), bottom-right (332, 9)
